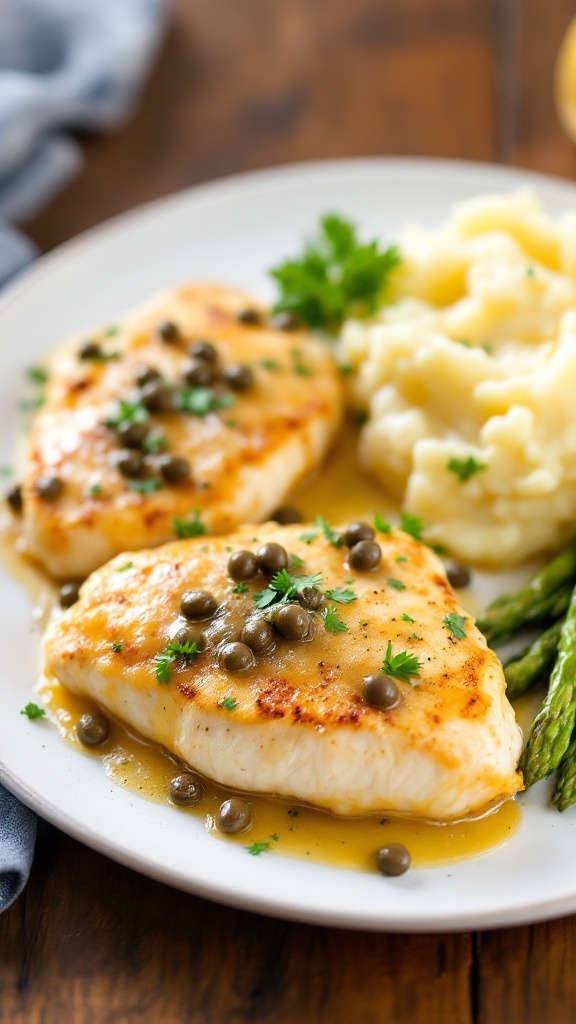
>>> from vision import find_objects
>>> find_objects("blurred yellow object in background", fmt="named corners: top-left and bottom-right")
top-left (555, 17), bottom-right (576, 142)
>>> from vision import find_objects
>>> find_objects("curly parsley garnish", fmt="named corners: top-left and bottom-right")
top-left (270, 213), bottom-right (401, 332)
top-left (173, 509), bottom-right (205, 538)
top-left (154, 640), bottom-right (201, 684)
top-left (443, 613), bottom-right (467, 640)
top-left (20, 702), bottom-right (45, 720)
top-left (447, 456), bottom-right (487, 483)
top-left (382, 641), bottom-right (421, 683)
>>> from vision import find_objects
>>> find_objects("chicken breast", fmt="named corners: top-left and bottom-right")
top-left (21, 284), bottom-right (342, 579)
top-left (42, 522), bottom-right (522, 820)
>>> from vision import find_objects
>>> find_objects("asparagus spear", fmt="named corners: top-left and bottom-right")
top-left (504, 619), bottom-right (564, 701)
top-left (478, 582), bottom-right (572, 644)
top-left (476, 539), bottom-right (576, 641)
top-left (523, 585), bottom-right (576, 787)
top-left (552, 736), bottom-right (576, 811)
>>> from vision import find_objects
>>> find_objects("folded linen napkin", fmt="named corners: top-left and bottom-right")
top-left (0, 0), bottom-right (166, 911)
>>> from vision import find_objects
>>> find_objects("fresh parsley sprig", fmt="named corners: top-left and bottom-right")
top-left (154, 639), bottom-right (200, 684)
top-left (443, 613), bottom-right (467, 640)
top-left (382, 641), bottom-right (421, 683)
top-left (254, 569), bottom-right (323, 610)
top-left (270, 214), bottom-right (401, 332)
top-left (447, 455), bottom-right (487, 483)
top-left (324, 586), bottom-right (357, 605)
top-left (322, 606), bottom-right (349, 634)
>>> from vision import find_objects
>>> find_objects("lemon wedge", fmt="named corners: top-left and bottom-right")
top-left (555, 17), bottom-right (576, 142)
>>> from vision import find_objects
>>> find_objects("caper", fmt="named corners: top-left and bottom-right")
top-left (274, 604), bottom-right (310, 641)
top-left (180, 589), bottom-right (218, 620)
top-left (444, 560), bottom-right (471, 589)
top-left (189, 339), bottom-right (218, 363)
top-left (157, 320), bottom-right (180, 343)
top-left (76, 711), bottom-right (110, 746)
top-left (241, 618), bottom-right (275, 653)
top-left (376, 843), bottom-right (411, 876)
top-left (222, 364), bottom-right (254, 392)
top-left (140, 380), bottom-right (173, 413)
top-left (114, 449), bottom-right (144, 478)
top-left (78, 340), bottom-right (102, 360)
top-left (173, 624), bottom-right (204, 649)
top-left (228, 549), bottom-right (259, 581)
top-left (272, 506), bottom-right (302, 525)
top-left (216, 797), bottom-right (252, 833)
top-left (257, 542), bottom-right (288, 575)
top-left (158, 454), bottom-right (190, 485)
top-left (236, 307), bottom-right (262, 326)
top-left (59, 581), bottom-right (81, 609)
top-left (344, 521), bottom-right (375, 548)
top-left (298, 587), bottom-right (324, 611)
top-left (36, 475), bottom-right (63, 500)
top-left (362, 673), bottom-right (400, 710)
top-left (117, 420), bottom-right (149, 448)
top-left (348, 539), bottom-right (382, 571)
top-left (182, 359), bottom-right (214, 387)
top-left (269, 310), bottom-right (299, 331)
top-left (220, 641), bottom-right (254, 672)
top-left (169, 772), bottom-right (204, 807)
top-left (6, 484), bottom-right (23, 513)
top-left (134, 365), bottom-right (162, 387)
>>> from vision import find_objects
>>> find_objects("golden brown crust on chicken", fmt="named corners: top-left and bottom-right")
top-left (21, 284), bottom-right (342, 578)
top-left (42, 522), bottom-right (522, 819)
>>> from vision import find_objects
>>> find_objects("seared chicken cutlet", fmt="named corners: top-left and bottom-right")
top-left (20, 284), bottom-right (342, 578)
top-left (43, 522), bottom-right (522, 820)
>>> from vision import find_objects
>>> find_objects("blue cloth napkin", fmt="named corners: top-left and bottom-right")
top-left (0, 0), bottom-right (166, 912)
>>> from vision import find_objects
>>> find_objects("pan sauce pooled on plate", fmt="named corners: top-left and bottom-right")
top-left (18, 283), bottom-right (342, 579)
top-left (340, 190), bottom-right (576, 566)
top-left (42, 521), bottom-right (522, 821)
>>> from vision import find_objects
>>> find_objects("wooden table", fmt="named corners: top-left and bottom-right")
top-left (3, 2), bottom-right (576, 1020)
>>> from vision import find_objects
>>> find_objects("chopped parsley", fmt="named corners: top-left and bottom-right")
top-left (270, 213), bottom-right (401, 332)
top-left (118, 561), bottom-right (134, 572)
top-left (401, 612), bottom-right (415, 624)
top-left (291, 347), bottom-right (312, 377)
top-left (382, 641), bottom-right (421, 683)
top-left (232, 583), bottom-right (249, 594)
top-left (260, 359), bottom-right (281, 371)
top-left (254, 569), bottom-right (323, 610)
top-left (324, 586), bottom-right (357, 605)
top-left (443, 613), bottom-right (467, 640)
top-left (447, 455), bottom-right (487, 483)
top-left (289, 552), bottom-right (305, 569)
top-left (299, 529), bottom-right (318, 545)
top-left (105, 398), bottom-right (148, 429)
top-left (373, 512), bottom-right (392, 535)
top-left (338, 363), bottom-right (354, 376)
top-left (103, 325), bottom-right (119, 336)
top-left (19, 395), bottom-right (46, 412)
top-left (316, 515), bottom-right (343, 548)
top-left (322, 606), bottom-right (349, 634)
top-left (453, 337), bottom-right (471, 348)
top-left (154, 640), bottom-right (201, 684)
top-left (20, 702), bottom-right (45, 720)
top-left (409, 632), bottom-right (423, 641)
top-left (399, 512), bottom-right (424, 541)
top-left (386, 578), bottom-right (405, 591)
top-left (173, 509), bottom-right (205, 538)
top-left (111, 641), bottom-right (123, 653)
top-left (26, 366), bottom-right (49, 385)
top-left (175, 387), bottom-right (235, 416)
top-left (127, 478), bottom-right (161, 495)
top-left (246, 834), bottom-right (279, 856)
top-left (89, 483), bottom-right (104, 498)
top-left (81, 349), bottom-right (120, 363)
top-left (218, 696), bottom-right (238, 710)
top-left (396, 555), bottom-right (408, 564)
top-left (141, 430), bottom-right (167, 454)
top-left (526, 266), bottom-right (536, 278)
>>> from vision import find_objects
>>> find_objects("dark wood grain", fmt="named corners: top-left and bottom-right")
top-left (5, 0), bottom-right (576, 1021)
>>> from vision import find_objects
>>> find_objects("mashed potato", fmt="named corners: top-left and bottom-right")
top-left (340, 190), bottom-right (576, 566)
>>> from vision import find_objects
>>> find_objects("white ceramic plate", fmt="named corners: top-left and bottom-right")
top-left (2, 157), bottom-right (576, 933)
